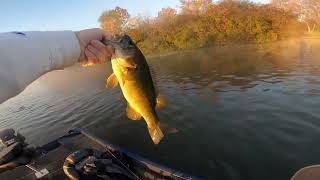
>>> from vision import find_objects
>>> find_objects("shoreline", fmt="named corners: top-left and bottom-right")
top-left (146, 36), bottom-right (315, 59)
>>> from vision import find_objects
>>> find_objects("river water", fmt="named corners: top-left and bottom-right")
top-left (1, 38), bottom-right (320, 180)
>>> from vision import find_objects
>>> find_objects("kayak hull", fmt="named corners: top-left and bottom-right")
top-left (0, 128), bottom-right (202, 180)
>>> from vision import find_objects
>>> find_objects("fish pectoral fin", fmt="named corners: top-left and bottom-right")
top-left (156, 94), bottom-right (167, 109)
top-left (126, 104), bottom-right (142, 120)
top-left (118, 58), bottom-right (137, 69)
top-left (106, 73), bottom-right (119, 88)
top-left (122, 69), bottom-right (128, 86)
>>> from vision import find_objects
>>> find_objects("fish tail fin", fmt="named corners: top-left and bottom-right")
top-left (148, 124), bottom-right (164, 145)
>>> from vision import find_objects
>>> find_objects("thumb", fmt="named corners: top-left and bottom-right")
top-left (103, 32), bottom-right (113, 40)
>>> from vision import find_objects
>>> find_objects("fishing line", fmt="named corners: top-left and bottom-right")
top-left (104, 146), bottom-right (142, 180)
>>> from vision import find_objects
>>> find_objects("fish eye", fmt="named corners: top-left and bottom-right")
top-left (121, 35), bottom-right (134, 46)
top-left (127, 39), bottom-right (134, 46)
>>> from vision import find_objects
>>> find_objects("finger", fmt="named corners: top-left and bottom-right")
top-left (87, 45), bottom-right (105, 64)
top-left (81, 62), bottom-right (94, 67)
top-left (91, 40), bottom-right (114, 61)
top-left (92, 28), bottom-right (105, 41)
top-left (91, 40), bottom-right (108, 54)
top-left (104, 32), bottom-right (113, 40)
top-left (106, 45), bottom-right (115, 55)
top-left (82, 58), bottom-right (96, 67)
top-left (81, 58), bottom-right (94, 67)
top-left (85, 48), bottom-right (98, 63)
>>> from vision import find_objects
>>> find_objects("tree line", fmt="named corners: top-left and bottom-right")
top-left (271, 0), bottom-right (320, 32)
top-left (99, 0), bottom-right (316, 54)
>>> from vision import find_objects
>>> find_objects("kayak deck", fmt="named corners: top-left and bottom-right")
top-left (0, 130), bottom-right (104, 179)
top-left (0, 129), bottom-right (200, 180)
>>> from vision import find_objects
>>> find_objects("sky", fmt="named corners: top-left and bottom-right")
top-left (0, 0), bottom-right (270, 32)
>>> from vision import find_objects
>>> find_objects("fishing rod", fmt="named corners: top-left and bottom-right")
top-left (103, 146), bottom-right (142, 180)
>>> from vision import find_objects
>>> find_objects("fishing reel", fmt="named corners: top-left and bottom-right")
top-left (0, 129), bottom-right (32, 172)
top-left (63, 148), bottom-right (135, 180)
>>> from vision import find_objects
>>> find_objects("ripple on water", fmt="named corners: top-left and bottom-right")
top-left (1, 40), bottom-right (320, 179)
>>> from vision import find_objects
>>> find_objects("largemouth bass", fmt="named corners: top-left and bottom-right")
top-left (104, 35), bottom-right (166, 144)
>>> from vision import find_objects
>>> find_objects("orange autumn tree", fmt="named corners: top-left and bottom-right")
top-left (99, 0), bottom-right (305, 55)
top-left (272, 0), bottom-right (320, 32)
top-left (99, 6), bottom-right (130, 36)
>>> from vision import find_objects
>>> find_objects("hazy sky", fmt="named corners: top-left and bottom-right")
top-left (0, 0), bottom-right (270, 32)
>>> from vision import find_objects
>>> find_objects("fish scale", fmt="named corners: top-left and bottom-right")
top-left (104, 35), bottom-right (166, 144)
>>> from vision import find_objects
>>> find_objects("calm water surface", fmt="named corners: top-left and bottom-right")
top-left (1, 38), bottom-right (320, 180)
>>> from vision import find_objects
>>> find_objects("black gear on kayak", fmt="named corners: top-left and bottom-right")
top-left (63, 148), bottom-right (136, 180)
top-left (0, 129), bottom-right (33, 172)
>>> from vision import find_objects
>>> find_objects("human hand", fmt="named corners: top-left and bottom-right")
top-left (75, 28), bottom-right (114, 67)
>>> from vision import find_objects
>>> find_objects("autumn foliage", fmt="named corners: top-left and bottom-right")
top-left (99, 0), bottom-right (305, 54)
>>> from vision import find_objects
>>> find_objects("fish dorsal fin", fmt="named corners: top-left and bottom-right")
top-left (106, 73), bottom-right (118, 88)
top-left (149, 64), bottom-right (156, 76)
top-left (148, 64), bottom-right (158, 86)
top-left (156, 94), bottom-right (166, 109)
top-left (126, 104), bottom-right (141, 120)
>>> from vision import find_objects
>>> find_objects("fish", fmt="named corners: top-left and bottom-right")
top-left (103, 35), bottom-right (166, 144)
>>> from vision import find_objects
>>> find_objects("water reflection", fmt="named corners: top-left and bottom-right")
top-left (0, 38), bottom-right (320, 179)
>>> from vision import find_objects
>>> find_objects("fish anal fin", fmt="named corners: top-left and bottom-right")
top-left (156, 94), bottom-right (166, 109)
top-left (106, 73), bottom-right (118, 88)
top-left (148, 124), bottom-right (164, 144)
top-left (160, 123), bottom-right (179, 135)
top-left (126, 104), bottom-right (141, 120)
